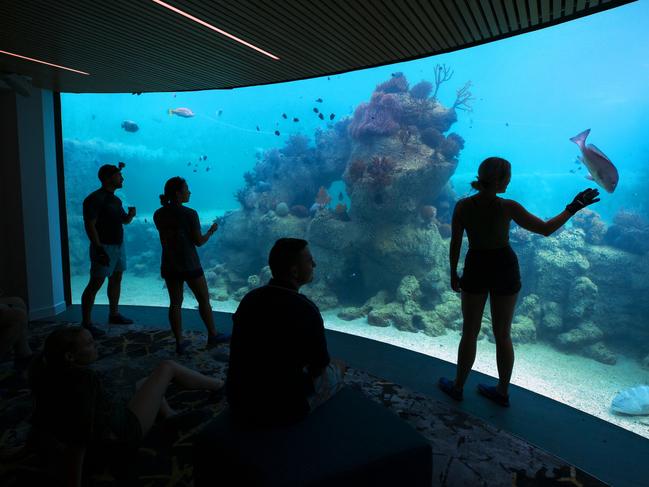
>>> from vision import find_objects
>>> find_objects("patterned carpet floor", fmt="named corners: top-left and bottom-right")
top-left (0, 320), bottom-right (608, 486)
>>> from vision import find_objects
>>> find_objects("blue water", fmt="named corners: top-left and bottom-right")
top-left (62, 1), bottom-right (649, 436)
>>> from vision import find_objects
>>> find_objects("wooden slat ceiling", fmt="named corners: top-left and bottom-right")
top-left (0, 0), bottom-right (635, 94)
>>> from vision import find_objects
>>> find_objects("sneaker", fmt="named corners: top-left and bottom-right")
top-left (438, 377), bottom-right (463, 401)
top-left (176, 339), bottom-right (192, 355)
top-left (477, 383), bottom-right (510, 407)
top-left (82, 323), bottom-right (106, 338)
top-left (108, 313), bottom-right (134, 325)
top-left (207, 332), bottom-right (231, 347)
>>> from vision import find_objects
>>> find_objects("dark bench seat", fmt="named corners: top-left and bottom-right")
top-left (193, 387), bottom-right (432, 487)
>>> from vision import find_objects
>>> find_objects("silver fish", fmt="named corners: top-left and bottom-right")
top-left (569, 129), bottom-right (619, 193)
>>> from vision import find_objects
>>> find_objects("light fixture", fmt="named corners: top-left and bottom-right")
top-left (152, 0), bottom-right (279, 60)
top-left (0, 49), bottom-right (89, 75)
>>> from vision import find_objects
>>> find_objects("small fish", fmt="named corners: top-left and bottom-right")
top-left (121, 120), bottom-right (139, 133)
top-left (217, 110), bottom-right (223, 116)
top-left (206, 166), bottom-right (210, 172)
top-left (168, 107), bottom-right (195, 118)
top-left (338, 192), bottom-right (343, 201)
top-left (313, 107), bottom-right (319, 113)
top-left (203, 155), bottom-right (207, 160)
top-left (187, 162), bottom-right (191, 166)
top-left (144, 218), bottom-right (148, 223)
top-left (198, 156), bottom-right (203, 161)
top-left (570, 129), bottom-right (619, 193)
top-left (316, 98), bottom-right (323, 103)
top-left (173, 93), bottom-right (177, 98)
top-left (329, 113), bottom-right (335, 120)
top-left (569, 168), bottom-right (577, 174)
top-left (327, 77), bottom-right (331, 80)
top-left (274, 130), bottom-right (280, 136)
top-left (193, 169), bottom-right (197, 172)
top-left (282, 113), bottom-right (287, 119)
top-left (318, 113), bottom-right (324, 120)
top-left (505, 122), bottom-right (509, 127)
top-left (256, 125), bottom-right (260, 131)
top-left (293, 117), bottom-right (299, 122)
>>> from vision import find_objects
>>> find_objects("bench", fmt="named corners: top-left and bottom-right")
top-left (193, 387), bottom-right (432, 486)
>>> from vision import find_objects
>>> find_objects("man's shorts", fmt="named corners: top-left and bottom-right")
top-left (459, 245), bottom-right (522, 296)
top-left (90, 244), bottom-right (127, 279)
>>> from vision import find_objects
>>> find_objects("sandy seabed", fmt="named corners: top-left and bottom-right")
top-left (71, 273), bottom-right (649, 439)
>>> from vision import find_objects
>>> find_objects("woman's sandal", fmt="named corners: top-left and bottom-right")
top-left (438, 377), bottom-right (463, 401)
top-left (477, 383), bottom-right (510, 407)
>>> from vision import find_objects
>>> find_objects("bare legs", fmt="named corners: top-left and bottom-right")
top-left (164, 279), bottom-right (184, 345)
top-left (128, 360), bottom-right (223, 436)
top-left (186, 276), bottom-right (217, 337)
top-left (453, 291), bottom-right (488, 390)
top-left (164, 275), bottom-right (218, 345)
top-left (490, 293), bottom-right (518, 395)
top-left (81, 276), bottom-right (106, 325)
top-left (453, 291), bottom-right (518, 394)
top-left (107, 271), bottom-right (123, 317)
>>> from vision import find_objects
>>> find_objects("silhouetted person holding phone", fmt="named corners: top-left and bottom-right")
top-left (81, 163), bottom-right (136, 337)
top-left (153, 177), bottom-right (230, 354)
top-left (439, 157), bottom-right (599, 407)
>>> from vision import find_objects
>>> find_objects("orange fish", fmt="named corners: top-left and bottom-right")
top-left (168, 107), bottom-right (195, 118)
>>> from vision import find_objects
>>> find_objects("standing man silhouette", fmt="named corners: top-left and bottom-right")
top-left (80, 162), bottom-right (136, 337)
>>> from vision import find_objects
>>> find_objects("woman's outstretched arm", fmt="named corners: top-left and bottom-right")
top-left (505, 200), bottom-right (571, 237)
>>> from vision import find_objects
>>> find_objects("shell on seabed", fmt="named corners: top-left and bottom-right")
top-left (611, 385), bottom-right (649, 415)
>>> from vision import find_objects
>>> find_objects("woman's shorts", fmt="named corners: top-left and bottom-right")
top-left (109, 405), bottom-right (143, 449)
top-left (161, 268), bottom-right (204, 282)
top-left (460, 246), bottom-right (522, 296)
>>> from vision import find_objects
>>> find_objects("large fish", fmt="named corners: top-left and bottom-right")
top-left (569, 129), bottom-right (619, 193)
top-left (168, 107), bottom-right (195, 118)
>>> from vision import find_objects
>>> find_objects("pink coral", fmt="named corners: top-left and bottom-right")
top-left (349, 92), bottom-right (402, 140)
top-left (376, 72), bottom-right (409, 93)
top-left (409, 80), bottom-right (433, 100)
top-left (315, 186), bottom-right (332, 206)
top-left (346, 158), bottom-right (366, 184)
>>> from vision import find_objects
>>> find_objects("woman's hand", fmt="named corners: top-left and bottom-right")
top-left (450, 272), bottom-right (461, 293)
top-left (207, 222), bottom-right (218, 235)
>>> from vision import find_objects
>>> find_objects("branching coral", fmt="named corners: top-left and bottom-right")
top-left (347, 158), bottom-right (366, 184)
top-left (432, 64), bottom-right (453, 100)
top-left (367, 155), bottom-right (395, 189)
top-left (453, 81), bottom-right (474, 111)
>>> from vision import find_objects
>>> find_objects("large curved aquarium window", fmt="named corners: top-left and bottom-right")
top-left (62, 3), bottom-right (649, 438)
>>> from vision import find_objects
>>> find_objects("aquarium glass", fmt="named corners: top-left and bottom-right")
top-left (62, 2), bottom-right (649, 437)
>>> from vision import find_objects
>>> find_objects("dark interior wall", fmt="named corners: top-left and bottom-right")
top-left (0, 88), bottom-right (66, 317)
top-left (0, 91), bottom-right (28, 300)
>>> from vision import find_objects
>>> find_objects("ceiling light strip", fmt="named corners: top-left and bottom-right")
top-left (152, 0), bottom-right (280, 60)
top-left (0, 49), bottom-right (90, 75)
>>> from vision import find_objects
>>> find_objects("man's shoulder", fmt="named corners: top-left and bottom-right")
top-left (83, 188), bottom-right (104, 204)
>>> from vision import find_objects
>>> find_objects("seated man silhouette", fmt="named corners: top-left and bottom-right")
top-left (226, 238), bottom-right (346, 428)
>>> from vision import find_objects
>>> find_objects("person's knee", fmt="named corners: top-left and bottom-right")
top-left (84, 277), bottom-right (105, 294)
top-left (169, 299), bottom-right (183, 309)
top-left (155, 359), bottom-right (177, 377)
top-left (108, 272), bottom-right (123, 284)
top-left (493, 329), bottom-right (512, 346)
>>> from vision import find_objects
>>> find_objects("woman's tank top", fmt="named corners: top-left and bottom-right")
top-left (459, 196), bottom-right (511, 249)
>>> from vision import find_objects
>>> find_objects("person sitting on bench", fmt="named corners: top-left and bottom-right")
top-left (226, 238), bottom-right (346, 428)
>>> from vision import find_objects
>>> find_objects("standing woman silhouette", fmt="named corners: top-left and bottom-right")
top-left (439, 157), bottom-right (599, 406)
